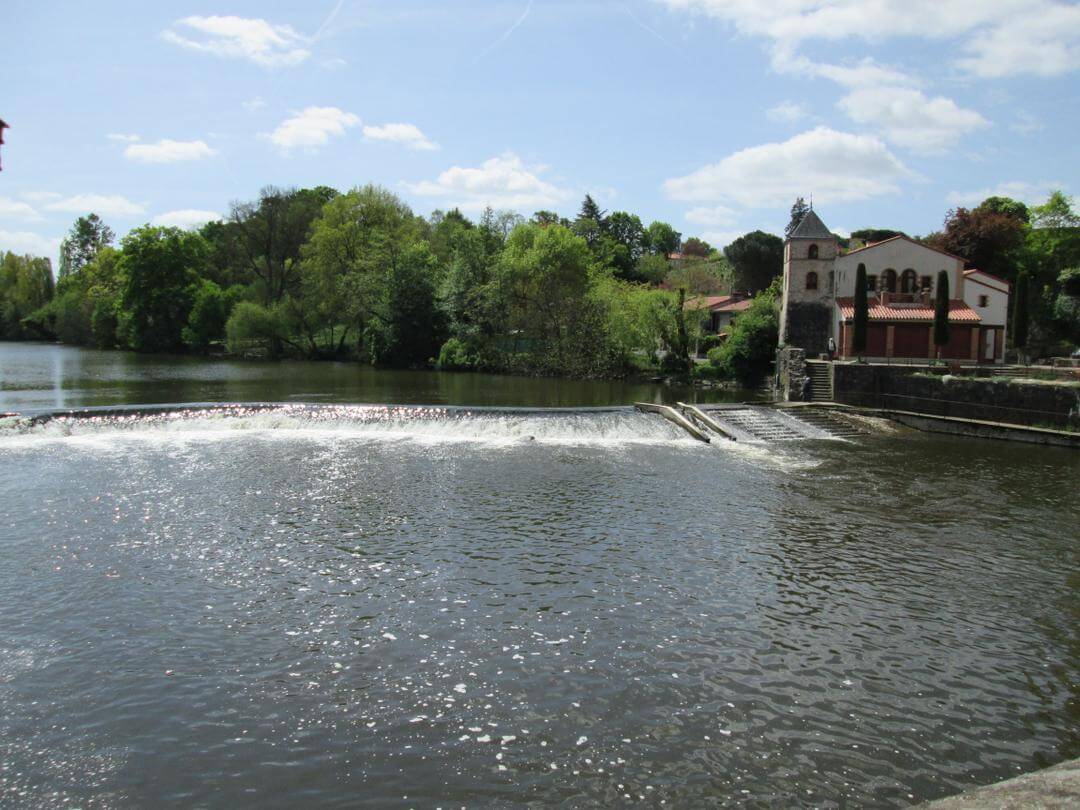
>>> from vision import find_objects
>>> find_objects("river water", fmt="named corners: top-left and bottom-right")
top-left (0, 343), bottom-right (1077, 808)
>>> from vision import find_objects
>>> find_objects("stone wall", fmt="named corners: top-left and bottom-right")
top-left (774, 346), bottom-right (807, 402)
top-left (833, 364), bottom-right (1080, 429)
top-left (784, 302), bottom-right (832, 357)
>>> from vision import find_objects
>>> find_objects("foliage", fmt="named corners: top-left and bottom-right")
top-left (933, 270), bottom-right (950, 350)
top-left (367, 242), bottom-right (445, 367)
top-left (1013, 269), bottom-right (1030, 351)
top-left (708, 279), bottom-right (780, 384)
top-left (225, 301), bottom-right (291, 355)
top-left (850, 228), bottom-right (904, 246)
top-left (118, 226), bottom-right (207, 353)
top-left (928, 204), bottom-right (1026, 282)
top-left (645, 221), bottom-right (681, 255)
top-left (853, 264), bottom-right (868, 355)
top-left (59, 214), bottom-right (114, 279)
top-left (785, 197), bottom-right (810, 237)
top-left (183, 280), bottom-right (240, 352)
top-left (437, 337), bottom-right (475, 370)
top-left (681, 237), bottom-right (711, 258)
top-left (663, 257), bottom-right (731, 296)
top-left (0, 251), bottom-right (54, 339)
top-left (723, 230), bottom-right (783, 293)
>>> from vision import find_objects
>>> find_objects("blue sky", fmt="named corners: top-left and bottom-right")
top-left (4, 0), bottom-right (1078, 264)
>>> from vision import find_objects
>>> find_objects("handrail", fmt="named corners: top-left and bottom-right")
top-left (634, 402), bottom-right (711, 443)
top-left (675, 402), bottom-right (737, 441)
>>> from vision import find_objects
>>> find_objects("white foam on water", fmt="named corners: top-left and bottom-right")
top-left (0, 405), bottom-right (719, 451)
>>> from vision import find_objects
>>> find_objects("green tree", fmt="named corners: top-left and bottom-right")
top-left (645, 221), bottom-right (681, 255)
top-left (709, 279), bottom-right (780, 383)
top-left (979, 196), bottom-right (1030, 224)
top-left (368, 242), bottom-right (444, 367)
top-left (723, 231), bottom-right (784, 293)
top-left (853, 263), bottom-right (868, 356)
top-left (785, 197), bottom-right (810, 237)
top-left (58, 214), bottom-right (114, 279)
top-left (182, 280), bottom-right (240, 353)
top-left (850, 228), bottom-right (904, 246)
top-left (118, 226), bottom-right (207, 352)
top-left (1012, 269), bottom-right (1030, 361)
top-left (933, 270), bottom-right (950, 357)
top-left (0, 251), bottom-right (54, 338)
top-left (681, 237), bottom-right (711, 258)
top-left (929, 205), bottom-right (1026, 282)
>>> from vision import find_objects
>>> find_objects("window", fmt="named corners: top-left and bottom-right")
top-left (808, 244), bottom-right (819, 259)
top-left (978, 294), bottom-right (988, 307)
top-left (806, 271), bottom-right (818, 290)
top-left (867, 275), bottom-right (878, 292)
top-left (883, 269), bottom-right (897, 292)
top-left (920, 275), bottom-right (931, 291)
top-left (900, 269), bottom-right (918, 293)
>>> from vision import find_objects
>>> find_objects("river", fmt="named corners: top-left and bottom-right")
top-left (0, 342), bottom-right (1077, 807)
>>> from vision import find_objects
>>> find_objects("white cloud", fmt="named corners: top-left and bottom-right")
top-left (0, 197), bottom-right (43, 221)
top-left (685, 204), bottom-right (738, 228)
top-left (43, 194), bottom-right (146, 218)
top-left (107, 133), bottom-right (141, 143)
top-left (21, 191), bottom-right (62, 203)
top-left (699, 230), bottom-right (744, 250)
top-left (766, 101), bottom-right (807, 124)
top-left (405, 151), bottom-right (572, 212)
top-left (657, 0), bottom-right (1080, 79)
top-left (124, 139), bottom-right (218, 163)
top-left (163, 15), bottom-right (310, 67)
top-left (267, 106), bottom-right (360, 152)
top-left (150, 209), bottom-right (222, 229)
top-left (946, 181), bottom-right (1067, 207)
top-left (664, 127), bottom-right (911, 208)
top-left (0, 229), bottom-right (62, 259)
top-left (242, 97), bottom-right (267, 112)
top-left (363, 123), bottom-right (440, 151)
top-left (837, 86), bottom-right (989, 153)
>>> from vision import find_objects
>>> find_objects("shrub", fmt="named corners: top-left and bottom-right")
top-left (437, 337), bottom-right (475, 370)
top-left (225, 301), bottom-right (289, 355)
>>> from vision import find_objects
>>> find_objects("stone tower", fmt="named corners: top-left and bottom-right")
top-left (779, 209), bottom-right (838, 356)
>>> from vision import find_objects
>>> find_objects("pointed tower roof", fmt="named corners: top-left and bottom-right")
top-left (788, 209), bottom-right (833, 240)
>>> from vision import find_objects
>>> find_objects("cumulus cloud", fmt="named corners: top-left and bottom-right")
top-left (838, 86), bottom-right (988, 153)
top-left (43, 194), bottom-right (146, 218)
top-left (0, 197), bottom-right (43, 221)
top-left (124, 139), bottom-right (218, 163)
top-left (946, 181), bottom-right (1068, 207)
top-left (685, 204), bottom-right (738, 228)
top-left (266, 107), bottom-right (360, 152)
top-left (664, 127), bottom-right (911, 208)
top-left (163, 15), bottom-right (310, 67)
top-left (363, 123), bottom-right (440, 151)
top-left (405, 151), bottom-right (572, 212)
top-left (766, 101), bottom-right (807, 125)
top-left (150, 209), bottom-right (222, 229)
top-left (21, 191), bottom-right (63, 203)
top-left (0, 230), bottom-right (62, 259)
top-left (658, 0), bottom-right (1080, 79)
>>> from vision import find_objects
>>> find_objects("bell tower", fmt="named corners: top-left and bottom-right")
top-left (779, 208), bottom-right (838, 356)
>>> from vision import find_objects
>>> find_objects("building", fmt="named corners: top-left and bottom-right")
top-left (687, 293), bottom-right (751, 334)
top-left (779, 210), bottom-right (1010, 363)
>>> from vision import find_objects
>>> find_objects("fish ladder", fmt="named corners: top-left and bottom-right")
top-left (633, 403), bottom-right (711, 443)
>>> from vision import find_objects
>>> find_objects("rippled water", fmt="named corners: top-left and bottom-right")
top-left (1, 405), bottom-right (1077, 808)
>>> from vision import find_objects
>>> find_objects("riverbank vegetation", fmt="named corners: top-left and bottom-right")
top-left (2, 188), bottom-right (1078, 382)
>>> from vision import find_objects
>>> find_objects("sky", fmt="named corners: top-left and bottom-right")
top-left (4, 0), bottom-right (1079, 265)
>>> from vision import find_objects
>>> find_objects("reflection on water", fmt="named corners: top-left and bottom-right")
top-left (0, 407), bottom-right (1077, 807)
top-left (0, 342), bottom-right (755, 412)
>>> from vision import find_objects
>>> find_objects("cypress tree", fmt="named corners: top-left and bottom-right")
top-left (933, 269), bottom-right (950, 357)
top-left (1012, 269), bottom-right (1029, 363)
top-left (853, 263), bottom-right (868, 356)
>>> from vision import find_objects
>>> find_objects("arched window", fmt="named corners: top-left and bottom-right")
top-left (806, 271), bottom-right (818, 290)
top-left (900, 269), bottom-right (918, 293)
top-left (808, 244), bottom-right (819, 259)
top-left (883, 269), bottom-right (897, 292)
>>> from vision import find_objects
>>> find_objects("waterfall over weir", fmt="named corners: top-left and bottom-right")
top-left (2, 402), bottom-right (868, 448)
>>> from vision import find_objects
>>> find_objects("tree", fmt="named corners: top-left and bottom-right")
top-left (785, 197), bottom-right (810, 237)
top-left (933, 270), bottom-right (950, 357)
top-left (681, 237), bottom-right (711, 258)
top-left (978, 196), bottom-right (1030, 224)
top-left (117, 226), bottom-right (207, 352)
top-left (708, 278), bottom-right (781, 384)
top-left (531, 210), bottom-right (566, 228)
top-left (723, 231), bottom-right (784, 293)
top-left (1013, 269), bottom-right (1030, 362)
top-left (578, 194), bottom-right (604, 227)
top-left (368, 242), bottom-right (444, 367)
top-left (850, 228), bottom-right (904, 246)
top-left (928, 206), bottom-right (1025, 282)
top-left (645, 221), bottom-right (681, 255)
top-left (853, 263), bottom-right (868, 357)
top-left (604, 211), bottom-right (646, 278)
top-left (58, 214), bottom-right (114, 279)
top-left (1031, 191), bottom-right (1078, 230)
top-left (0, 251), bottom-right (54, 339)
top-left (183, 280), bottom-right (239, 353)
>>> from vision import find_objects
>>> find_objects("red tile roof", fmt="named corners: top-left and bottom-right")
top-left (716, 299), bottom-right (752, 313)
top-left (836, 297), bottom-right (981, 323)
top-left (963, 268), bottom-right (1012, 290)
top-left (685, 294), bottom-right (748, 311)
top-left (842, 234), bottom-right (967, 263)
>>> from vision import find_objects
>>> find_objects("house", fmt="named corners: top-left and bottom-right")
top-left (687, 293), bottom-right (751, 334)
top-left (779, 210), bottom-right (1010, 363)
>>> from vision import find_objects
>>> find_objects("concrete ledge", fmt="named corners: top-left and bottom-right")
top-left (923, 758), bottom-right (1080, 808)
top-left (883, 410), bottom-right (1080, 448)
